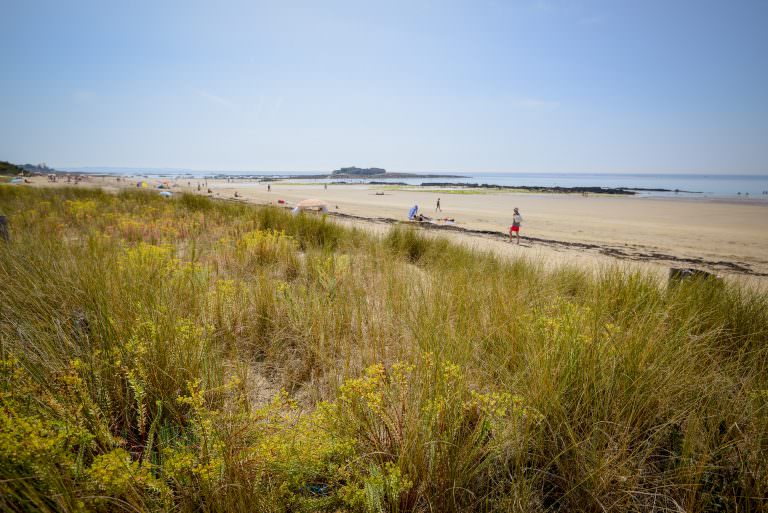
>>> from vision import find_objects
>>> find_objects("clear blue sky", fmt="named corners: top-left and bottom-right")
top-left (2, 0), bottom-right (767, 173)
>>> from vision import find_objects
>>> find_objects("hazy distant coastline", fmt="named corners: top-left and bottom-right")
top-left (15, 164), bottom-right (768, 197)
top-left (59, 165), bottom-right (468, 180)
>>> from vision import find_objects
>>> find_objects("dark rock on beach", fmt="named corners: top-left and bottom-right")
top-left (420, 183), bottom-right (640, 195)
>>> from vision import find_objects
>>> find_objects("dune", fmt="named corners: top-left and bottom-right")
top-left (26, 175), bottom-right (768, 283)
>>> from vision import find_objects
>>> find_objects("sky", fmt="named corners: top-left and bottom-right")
top-left (1, 0), bottom-right (767, 174)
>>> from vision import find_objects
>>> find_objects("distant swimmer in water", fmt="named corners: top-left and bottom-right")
top-left (509, 207), bottom-right (523, 244)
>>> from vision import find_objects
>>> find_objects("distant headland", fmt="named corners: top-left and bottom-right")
top-left (0, 161), bottom-right (55, 176)
top-left (288, 166), bottom-right (468, 180)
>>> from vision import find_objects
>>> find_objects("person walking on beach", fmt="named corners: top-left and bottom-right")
top-left (267, 184), bottom-right (271, 192)
top-left (509, 207), bottom-right (523, 244)
top-left (436, 197), bottom-right (441, 212)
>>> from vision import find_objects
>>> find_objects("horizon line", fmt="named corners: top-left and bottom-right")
top-left (55, 166), bottom-right (768, 177)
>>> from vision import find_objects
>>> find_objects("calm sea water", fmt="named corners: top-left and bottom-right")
top-left (286, 172), bottom-right (768, 198)
top-left (71, 168), bottom-right (768, 198)
top-left (276, 173), bottom-right (768, 199)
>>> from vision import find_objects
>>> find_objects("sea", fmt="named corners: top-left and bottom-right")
top-left (301, 173), bottom-right (768, 198)
top-left (66, 168), bottom-right (768, 199)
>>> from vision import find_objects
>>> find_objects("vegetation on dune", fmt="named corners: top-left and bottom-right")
top-left (0, 161), bottom-right (24, 177)
top-left (1, 185), bottom-right (767, 512)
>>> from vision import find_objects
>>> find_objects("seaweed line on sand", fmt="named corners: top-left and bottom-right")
top-left (325, 210), bottom-right (766, 277)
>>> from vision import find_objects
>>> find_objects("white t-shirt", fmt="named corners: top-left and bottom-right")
top-left (512, 213), bottom-right (522, 226)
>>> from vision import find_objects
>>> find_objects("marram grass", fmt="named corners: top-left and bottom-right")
top-left (0, 185), bottom-right (766, 512)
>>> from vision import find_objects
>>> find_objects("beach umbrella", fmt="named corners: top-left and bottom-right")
top-left (408, 205), bottom-right (418, 220)
top-left (295, 198), bottom-right (329, 212)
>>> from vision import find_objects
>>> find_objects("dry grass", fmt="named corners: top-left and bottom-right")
top-left (0, 185), bottom-right (767, 512)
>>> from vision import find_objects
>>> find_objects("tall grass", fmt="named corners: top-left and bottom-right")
top-left (0, 185), bottom-right (766, 512)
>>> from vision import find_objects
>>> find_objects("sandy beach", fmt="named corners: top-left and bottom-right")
top-left (28, 176), bottom-right (768, 284)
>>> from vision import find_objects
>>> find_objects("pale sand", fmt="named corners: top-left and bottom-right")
top-left (25, 176), bottom-right (768, 285)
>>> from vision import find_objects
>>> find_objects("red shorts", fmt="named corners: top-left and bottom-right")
top-left (510, 225), bottom-right (520, 233)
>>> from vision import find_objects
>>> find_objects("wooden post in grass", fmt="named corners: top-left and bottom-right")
top-left (0, 216), bottom-right (9, 242)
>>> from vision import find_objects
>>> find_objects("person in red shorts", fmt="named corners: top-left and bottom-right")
top-left (509, 207), bottom-right (523, 244)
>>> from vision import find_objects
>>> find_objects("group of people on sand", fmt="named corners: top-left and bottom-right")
top-left (430, 198), bottom-right (524, 245)
top-left (413, 212), bottom-right (456, 223)
top-left (263, 185), bottom-right (526, 245)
